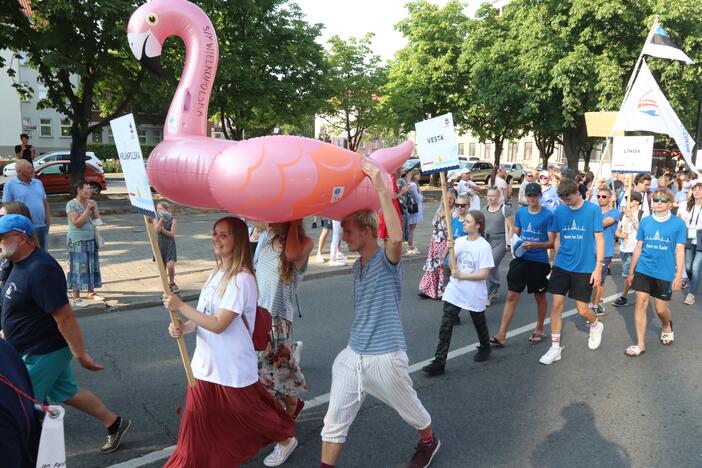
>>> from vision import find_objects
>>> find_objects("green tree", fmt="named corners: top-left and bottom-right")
top-left (199, 0), bottom-right (329, 140)
top-left (2, 0), bottom-right (149, 183)
top-left (457, 4), bottom-right (526, 170)
top-left (508, 0), bottom-right (702, 174)
top-left (384, 0), bottom-right (469, 132)
top-left (319, 34), bottom-right (387, 152)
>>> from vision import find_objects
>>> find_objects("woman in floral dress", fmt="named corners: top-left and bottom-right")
top-left (418, 189), bottom-right (457, 299)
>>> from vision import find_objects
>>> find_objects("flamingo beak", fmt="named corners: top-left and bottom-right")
top-left (128, 31), bottom-right (163, 76)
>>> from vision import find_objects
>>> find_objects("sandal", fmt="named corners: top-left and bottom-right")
top-left (660, 322), bottom-right (674, 346)
top-left (87, 293), bottom-right (104, 302)
top-left (625, 345), bottom-right (645, 357)
top-left (528, 333), bottom-right (546, 344)
top-left (489, 336), bottom-right (505, 348)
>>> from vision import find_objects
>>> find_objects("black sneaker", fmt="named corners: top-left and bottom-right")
top-left (408, 435), bottom-right (441, 468)
top-left (100, 417), bottom-right (131, 454)
top-left (473, 345), bottom-right (491, 362)
top-left (421, 361), bottom-right (445, 376)
top-left (612, 297), bottom-right (628, 308)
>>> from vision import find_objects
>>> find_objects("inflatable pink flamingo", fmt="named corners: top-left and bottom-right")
top-left (127, 0), bottom-right (412, 222)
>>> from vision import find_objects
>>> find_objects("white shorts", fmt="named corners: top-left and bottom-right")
top-left (321, 346), bottom-right (431, 444)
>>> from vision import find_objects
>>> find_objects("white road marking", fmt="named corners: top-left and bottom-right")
top-left (108, 293), bottom-right (621, 468)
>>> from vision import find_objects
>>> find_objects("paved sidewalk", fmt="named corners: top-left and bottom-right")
top-left (48, 202), bottom-right (441, 314)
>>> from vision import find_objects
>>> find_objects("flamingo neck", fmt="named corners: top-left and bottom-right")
top-left (165, 18), bottom-right (218, 139)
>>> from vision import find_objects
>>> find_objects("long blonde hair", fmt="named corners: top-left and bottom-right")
top-left (211, 217), bottom-right (254, 297)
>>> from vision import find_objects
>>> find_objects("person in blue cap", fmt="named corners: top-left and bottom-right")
top-left (0, 214), bottom-right (131, 454)
top-left (490, 182), bottom-right (555, 347)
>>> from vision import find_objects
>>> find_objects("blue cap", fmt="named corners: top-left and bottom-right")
top-left (0, 214), bottom-right (35, 237)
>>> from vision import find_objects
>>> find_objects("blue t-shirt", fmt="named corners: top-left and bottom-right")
top-left (635, 216), bottom-right (687, 282)
top-left (514, 207), bottom-right (553, 264)
top-left (1, 177), bottom-right (47, 227)
top-left (349, 247), bottom-right (406, 354)
top-left (550, 201), bottom-right (604, 273)
top-left (600, 207), bottom-right (621, 258)
top-left (444, 217), bottom-right (467, 266)
top-left (0, 249), bottom-right (69, 355)
top-left (0, 340), bottom-right (40, 466)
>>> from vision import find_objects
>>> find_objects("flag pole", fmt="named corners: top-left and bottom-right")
top-left (586, 16), bottom-right (659, 199)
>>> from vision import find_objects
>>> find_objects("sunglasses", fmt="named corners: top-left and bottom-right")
top-left (597, 195), bottom-right (610, 199)
top-left (652, 197), bottom-right (671, 203)
top-left (527, 174), bottom-right (534, 177)
top-left (539, 176), bottom-right (549, 179)
top-left (454, 203), bottom-right (468, 208)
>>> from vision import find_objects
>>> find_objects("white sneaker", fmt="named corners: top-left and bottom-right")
top-left (328, 260), bottom-right (345, 267)
top-left (315, 254), bottom-right (326, 263)
top-left (71, 298), bottom-right (88, 308)
top-left (539, 346), bottom-right (562, 365)
top-left (683, 293), bottom-right (695, 305)
top-left (335, 253), bottom-right (348, 261)
top-left (588, 321), bottom-right (604, 350)
top-left (263, 437), bottom-right (298, 467)
top-left (292, 341), bottom-right (303, 364)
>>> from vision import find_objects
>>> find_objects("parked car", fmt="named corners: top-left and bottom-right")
top-left (35, 161), bottom-right (107, 194)
top-left (447, 161), bottom-right (473, 181)
top-left (500, 163), bottom-right (526, 184)
top-left (467, 161), bottom-right (495, 184)
top-left (3, 151), bottom-right (104, 177)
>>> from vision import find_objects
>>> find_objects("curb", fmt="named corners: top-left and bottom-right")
top-left (77, 255), bottom-right (427, 316)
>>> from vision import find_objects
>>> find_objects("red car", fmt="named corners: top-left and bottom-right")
top-left (35, 160), bottom-right (107, 194)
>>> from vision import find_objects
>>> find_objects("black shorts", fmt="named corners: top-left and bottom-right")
top-left (507, 258), bottom-right (551, 294)
top-left (320, 218), bottom-right (333, 230)
top-left (547, 266), bottom-right (593, 303)
top-left (632, 271), bottom-right (672, 301)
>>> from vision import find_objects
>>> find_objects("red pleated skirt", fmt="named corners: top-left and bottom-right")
top-left (164, 379), bottom-right (295, 468)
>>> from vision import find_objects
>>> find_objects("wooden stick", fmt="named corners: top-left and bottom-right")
top-left (144, 215), bottom-right (196, 387)
top-left (439, 172), bottom-right (456, 271)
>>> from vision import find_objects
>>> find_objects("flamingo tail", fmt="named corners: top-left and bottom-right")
top-left (368, 141), bottom-right (414, 173)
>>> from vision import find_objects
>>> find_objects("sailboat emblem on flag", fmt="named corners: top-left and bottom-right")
top-left (637, 90), bottom-right (660, 117)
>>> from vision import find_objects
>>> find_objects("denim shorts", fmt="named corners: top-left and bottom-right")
top-left (22, 346), bottom-right (79, 404)
top-left (620, 252), bottom-right (633, 277)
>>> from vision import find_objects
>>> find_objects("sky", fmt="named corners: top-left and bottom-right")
top-left (294, 0), bottom-right (484, 61)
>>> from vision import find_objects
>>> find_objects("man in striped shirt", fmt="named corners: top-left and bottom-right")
top-left (319, 159), bottom-right (439, 468)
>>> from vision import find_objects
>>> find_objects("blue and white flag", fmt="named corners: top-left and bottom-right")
top-left (614, 61), bottom-right (698, 175)
top-left (642, 24), bottom-right (693, 64)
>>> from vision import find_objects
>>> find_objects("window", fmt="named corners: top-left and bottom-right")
top-left (60, 119), bottom-right (71, 137)
top-left (138, 129), bottom-right (147, 144)
top-left (484, 143), bottom-right (492, 159)
top-left (39, 119), bottom-right (52, 137)
top-left (458, 143), bottom-right (465, 155)
top-left (153, 129), bottom-right (162, 143)
top-left (507, 141), bottom-right (518, 161)
top-left (39, 163), bottom-right (68, 175)
top-left (524, 142), bottom-right (533, 161)
top-left (91, 131), bottom-right (102, 143)
top-left (515, 164), bottom-right (523, 170)
top-left (107, 129), bottom-right (114, 144)
top-left (371, 139), bottom-right (378, 150)
top-left (469, 143), bottom-right (476, 157)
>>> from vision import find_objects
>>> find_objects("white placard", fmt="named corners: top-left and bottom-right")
top-left (110, 114), bottom-right (157, 217)
top-left (697, 149), bottom-right (702, 170)
top-left (611, 135), bottom-right (654, 173)
top-left (414, 113), bottom-right (460, 174)
top-left (35, 405), bottom-right (65, 468)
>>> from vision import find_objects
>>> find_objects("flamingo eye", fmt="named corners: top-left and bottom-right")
top-left (146, 13), bottom-right (158, 25)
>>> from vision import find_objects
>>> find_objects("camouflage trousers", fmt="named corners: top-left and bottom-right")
top-left (433, 301), bottom-right (490, 365)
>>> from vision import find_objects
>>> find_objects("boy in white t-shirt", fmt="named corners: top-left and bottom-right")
top-left (613, 192), bottom-right (644, 307)
top-left (423, 210), bottom-right (495, 375)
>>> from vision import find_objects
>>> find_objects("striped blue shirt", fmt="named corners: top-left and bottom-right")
top-left (349, 248), bottom-right (406, 354)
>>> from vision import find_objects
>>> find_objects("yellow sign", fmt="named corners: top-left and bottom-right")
top-left (585, 112), bottom-right (624, 137)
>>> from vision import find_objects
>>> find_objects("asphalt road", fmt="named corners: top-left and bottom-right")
top-left (64, 257), bottom-right (702, 467)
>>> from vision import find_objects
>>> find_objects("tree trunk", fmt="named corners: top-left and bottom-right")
top-left (562, 124), bottom-right (585, 178)
top-left (534, 133), bottom-right (556, 170)
top-left (491, 136), bottom-right (504, 185)
top-left (70, 125), bottom-right (88, 194)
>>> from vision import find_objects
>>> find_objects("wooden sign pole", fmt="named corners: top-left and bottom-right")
top-left (144, 215), bottom-right (196, 387)
top-left (439, 172), bottom-right (457, 270)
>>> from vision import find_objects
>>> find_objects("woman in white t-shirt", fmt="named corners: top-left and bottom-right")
top-left (679, 182), bottom-right (702, 305)
top-left (422, 210), bottom-right (495, 375)
top-left (162, 216), bottom-right (297, 467)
